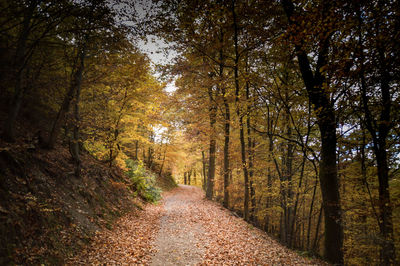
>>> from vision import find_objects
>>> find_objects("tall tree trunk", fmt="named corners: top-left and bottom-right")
top-left (280, 98), bottom-right (294, 246)
top-left (222, 104), bottom-right (231, 206)
top-left (357, 7), bottom-right (396, 262)
top-left (222, 110), bottom-right (230, 208)
top-left (290, 156), bottom-right (306, 248)
top-left (45, 42), bottom-right (87, 149)
top-left (239, 116), bottom-right (250, 221)
top-left (286, 132), bottom-right (294, 246)
top-left (245, 56), bottom-right (255, 222)
top-left (318, 119), bottom-right (342, 262)
top-left (307, 165), bottom-right (318, 251)
top-left (264, 122), bottom-right (274, 233)
top-left (219, 30), bottom-right (231, 209)
top-left (290, 103), bottom-right (311, 248)
top-left (202, 151), bottom-right (207, 191)
top-left (281, 1), bottom-right (343, 263)
top-left (2, 1), bottom-right (36, 141)
top-left (375, 144), bottom-right (395, 265)
top-left (312, 203), bottom-right (323, 253)
top-left (231, 0), bottom-right (250, 222)
top-left (246, 81), bottom-right (255, 223)
top-left (362, 70), bottom-right (395, 266)
top-left (248, 134), bottom-right (255, 223)
top-left (69, 42), bottom-right (86, 178)
top-left (108, 88), bottom-right (127, 168)
top-left (206, 87), bottom-right (216, 200)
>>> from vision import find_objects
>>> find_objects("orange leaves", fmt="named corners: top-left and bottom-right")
top-left (69, 185), bottom-right (325, 265)
top-left (67, 203), bottom-right (163, 265)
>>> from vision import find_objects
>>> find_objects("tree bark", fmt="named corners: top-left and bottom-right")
top-left (202, 151), bottom-right (207, 191)
top-left (219, 30), bottom-right (231, 209)
top-left (206, 86), bottom-right (216, 200)
top-left (45, 40), bottom-right (88, 149)
top-left (69, 42), bottom-right (86, 178)
top-left (281, 1), bottom-right (343, 263)
top-left (246, 80), bottom-right (256, 223)
top-left (135, 140), bottom-right (139, 160)
top-left (231, 0), bottom-right (250, 222)
top-left (239, 115), bottom-right (250, 221)
top-left (264, 115), bottom-right (274, 233)
top-left (357, 7), bottom-right (396, 263)
top-left (2, 1), bottom-right (36, 141)
top-left (361, 63), bottom-right (395, 266)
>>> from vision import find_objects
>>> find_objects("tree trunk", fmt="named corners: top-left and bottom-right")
top-left (222, 78), bottom-right (231, 208)
top-left (264, 129), bottom-right (274, 233)
top-left (240, 116), bottom-right (250, 221)
top-left (135, 140), bottom-right (138, 160)
top-left (375, 145), bottom-right (395, 265)
top-left (202, 151), bottom-right (207, 191)
top-left (312, 203), bottom-right (323, 253)
top-left (206, 87), bottom-right (216, 200)
top-left (362, 73), bottom-right (396, 265)
top-left (2, 1), bottom-right (36, 141)
top-left (358, 8), bottom-right (396, 262)
top-left (69, 43), bottom-right (86, 178)
top-left (318, 119), bottom-right (342, 262)
top-left (281, 1), bottom-right (343, 263)
top-left (231, 0), bottom-right (250, 222)
top-left (246, 81), bottom-right (256, 223)
top-left (290, 156), bottom-right (306, 248)
top-left (45, 44), bottom-right (87, 149)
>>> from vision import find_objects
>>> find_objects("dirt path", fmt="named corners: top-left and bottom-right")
top-left (68, 185), bottom-right (325, 265)
top-left (150, 185), bottom-right (324, 265)
top-left (150, 185), bottom-right (205, 265)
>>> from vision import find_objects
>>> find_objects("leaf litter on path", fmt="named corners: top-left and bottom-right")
top-left (68, 185), bottom-right (326, 265)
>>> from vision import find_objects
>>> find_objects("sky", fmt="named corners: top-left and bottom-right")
top-left (137, 36), bottom-right (178, 93)
top-left (129, 0), bottom-right (178, 93)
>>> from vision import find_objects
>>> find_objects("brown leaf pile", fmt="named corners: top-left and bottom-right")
top-left (162, 186), bottom-right (325, 265)
top-left (66, 203), bottom-right (163, 265)
top-left (194, 200), bottom-right (324, 265)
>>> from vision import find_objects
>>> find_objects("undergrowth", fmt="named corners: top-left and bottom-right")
top-left (125, 159), bottom-right (161, 203)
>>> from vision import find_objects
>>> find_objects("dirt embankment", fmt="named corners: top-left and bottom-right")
top-left (0, 141), bottom-right (142, 265)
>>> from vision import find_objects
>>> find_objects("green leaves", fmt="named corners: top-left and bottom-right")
top-left (125, 159), bottom-right (162, 203)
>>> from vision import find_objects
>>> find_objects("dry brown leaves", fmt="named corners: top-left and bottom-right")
top-left (170, 186), bottom-right (324, 265)
top-left (66, 203), bottom-right (163, 265)
top-left (67, 186), bottom-right (325, 265)
top-left (195, 199), bottom-right (324, 265)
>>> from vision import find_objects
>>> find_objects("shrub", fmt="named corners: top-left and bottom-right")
top-left (125, 159), bottom-right (161, 203)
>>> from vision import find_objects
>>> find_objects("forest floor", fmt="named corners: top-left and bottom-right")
top-left (68, 185), bottom-right (326, 265)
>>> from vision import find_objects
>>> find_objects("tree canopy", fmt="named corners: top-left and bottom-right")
top-left (0, 0), bottom-right (399, 265)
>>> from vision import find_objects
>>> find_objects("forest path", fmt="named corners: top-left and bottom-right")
top-left (150, 185), bottom-right (205, 265)
top-left (150, 185), bottom-right (324, 265)
top-left (68, 185), bottom-right (325, 265)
